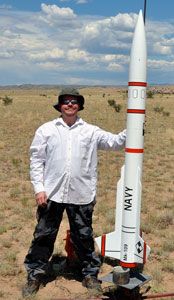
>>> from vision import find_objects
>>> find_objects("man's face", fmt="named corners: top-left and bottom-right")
top-left (60, 95), bottom-right (80, 117)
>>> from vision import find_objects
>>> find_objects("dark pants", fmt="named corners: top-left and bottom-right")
top-left (24, 200), bottom-right (101, 280)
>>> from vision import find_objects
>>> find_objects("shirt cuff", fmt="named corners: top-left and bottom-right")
top-left (32, 182), bottom-right (45, 194)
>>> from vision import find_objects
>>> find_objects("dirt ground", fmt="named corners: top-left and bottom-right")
top-left (0, 216), bottom-right (174, 300)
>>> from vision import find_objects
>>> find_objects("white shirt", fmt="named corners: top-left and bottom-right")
top-left (30, 117), bottom-right (126, 205)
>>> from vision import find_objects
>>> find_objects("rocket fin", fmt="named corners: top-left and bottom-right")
top-left (120, 235), bottom-right (150, 268)
top-left (95, 231), bottom-right (121, 260)
top-left (95, 166), bottom-right (125, 260)
top-left (134, 235), bottom-right (150, 264)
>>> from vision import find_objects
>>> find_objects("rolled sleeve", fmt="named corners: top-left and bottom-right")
top-left (95, 127), bottom-right (126, 150)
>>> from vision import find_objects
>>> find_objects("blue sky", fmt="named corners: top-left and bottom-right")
top-left (0, 0), bottom-right (174, 85)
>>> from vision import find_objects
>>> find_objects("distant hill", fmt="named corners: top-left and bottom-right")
top-left (0, 84), bottom-right (127, 90)
top-left (0, 83), bottom-right (173, 90)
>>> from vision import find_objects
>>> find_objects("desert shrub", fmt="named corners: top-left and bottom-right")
top-left (153, 105), bottom-right (170, 117)
top-left (151, 265), bottom-right (163, 284)
top-left (162, 111), bottom-right (170, 117)
top-left (12, 158), bottom-right (22, 168)
top-left (162, 260), bottom-right (174, 274)
top-left (2, 95), bottom-right (13, 105)
top-left (108, 99), bottom-right (122, 112)
top-left (162, 239), bottom-right (174, 253)
top-left (147, 90), bottom-right (154, 98)
top-left (155, 212), bottom-right (173, 229)
top-left (153, 105), bottom-right (164, 113)
top-left (114, 103), bottom-right (122, 112)
top-left (0, 226), bottom-right (7, 235)
top-left (108, 99), bottom-right (115, 107)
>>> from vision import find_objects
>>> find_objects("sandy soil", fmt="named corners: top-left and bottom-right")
top-left (1, 217), bottom-right (173, 300)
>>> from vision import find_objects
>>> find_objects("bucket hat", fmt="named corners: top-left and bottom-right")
top-left (53, 87), bottom-right (85, 112)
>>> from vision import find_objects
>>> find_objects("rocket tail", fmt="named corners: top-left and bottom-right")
top-left (120, 235), bottom-right (150, 268)
top-left (134, 235), bottom-right (150, 265)
top-left (95, 232), bottom-right (150, 266)
top-left (95, 164), bottom-right (150, 265)
top-left (95, 166), bottom-right (125, 260)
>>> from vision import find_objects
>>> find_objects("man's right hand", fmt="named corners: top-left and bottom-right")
top-left (35, 191), bottom-right (47, 207)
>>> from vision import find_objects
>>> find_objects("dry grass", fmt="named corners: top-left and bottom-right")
top-left (0, 86), bottom-right (174, 298)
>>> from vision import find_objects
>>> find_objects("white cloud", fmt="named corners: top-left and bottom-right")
top-left (28, 48), bottom-right (64, 61)
top-left (67, 48), bottom-right (90, 62)
top-left (109, 13), bottom-right (137, 29)
top-left (107, 62), bottom-right (125, 72)
top-left (83, 23), bottom-right (99, 39)
top-left (3, 29), bottom-right (13, 37)
top-left (148, 59), bottom-right (174, 71)
top-left (147, 20), bottom-right (174, 57)
top-left (41, 3), bottom-right (76, 20)
top-left (0, 51), bottom-right (14, 58)
top-left (83, 13), bottom-right (136, 38)
top-left (37, 61), bottom-right (63, 70)
top-left (39, 4), bottom-right (78, 28)
top-left (64, 76), bottom-right (103, 86)
top-left (102, 54), bottom-right (128, 65)
top-left (81, 13), bottom-right (137, 54)
top-left (153, 43), bottom-right (172, 55)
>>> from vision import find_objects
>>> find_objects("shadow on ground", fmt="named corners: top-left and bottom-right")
top-left (40, 255), bottom-right (150, 300)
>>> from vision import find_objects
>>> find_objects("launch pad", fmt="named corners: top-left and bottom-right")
top-left (100, 271), bottom-right (152, 290)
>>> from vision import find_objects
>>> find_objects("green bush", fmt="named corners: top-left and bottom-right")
top-left (2, 95), bottom-right (13, 105)
top-left (147, 90), bottom-right (154, 98)
top-left (114, 103), bottom-right (122, 112)
top-left (108, 99), bottom-right (115, 107)
top-left (108, 99), bottom-right (122, 112)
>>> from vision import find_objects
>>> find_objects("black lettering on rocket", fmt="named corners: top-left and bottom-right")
top-left (124, 186), bottom-right (133, 211)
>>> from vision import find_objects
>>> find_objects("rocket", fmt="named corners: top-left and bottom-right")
top-left (95, 10), bottom-right (150, 270)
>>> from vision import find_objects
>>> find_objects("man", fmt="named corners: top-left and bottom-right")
top-left (23, 87), bottom-right (126, 297)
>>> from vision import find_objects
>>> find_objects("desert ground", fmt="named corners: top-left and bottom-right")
top-left (0, 86), bottom-right (174, 299)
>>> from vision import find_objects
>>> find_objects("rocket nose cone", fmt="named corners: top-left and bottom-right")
top-left (129, 9), bottom-right (147, 82)
top-left (139, 9), bottom-right (143, 18)
top-left (136, 9), bottom-right (145, 29)
top-left (138, 9), bottom-right (144, 25)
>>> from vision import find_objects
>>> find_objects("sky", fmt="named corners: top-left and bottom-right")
top-left (0, 0), bottom-right (174, 86)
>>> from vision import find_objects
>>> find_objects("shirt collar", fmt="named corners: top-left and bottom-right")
top-left (55, 116), bottom-right (84, 128)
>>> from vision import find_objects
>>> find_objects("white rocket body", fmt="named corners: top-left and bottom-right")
top-left (95, 10), bottom-right (150, 268)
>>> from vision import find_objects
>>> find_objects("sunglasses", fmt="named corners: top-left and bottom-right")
top-left (61, 99), bottom-right (79, 105)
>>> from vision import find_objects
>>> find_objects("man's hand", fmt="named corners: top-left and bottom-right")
top-left (35, 191), bottom-right (47, 207)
